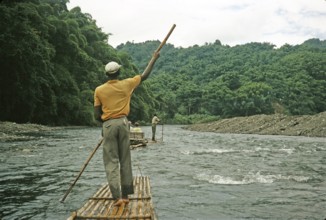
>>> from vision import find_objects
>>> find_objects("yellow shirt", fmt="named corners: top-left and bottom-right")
top-left (152, 116), bottom-right (160, 124)
top-left (94, 75), bottom-right (141, 121)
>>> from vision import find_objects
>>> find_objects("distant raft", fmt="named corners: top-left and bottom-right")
top-left (67, 176), bottom-right (157, 220)
top-left (130, 131), bottom-right (148, 149)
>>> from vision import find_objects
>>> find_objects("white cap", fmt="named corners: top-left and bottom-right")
top-left (105, 61), bottom-right (121, 74)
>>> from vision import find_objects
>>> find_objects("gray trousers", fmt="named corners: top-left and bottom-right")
top-left (152, 124), bottom-right (156, 140)
top-left (102, 117), bottom-right (134, 199)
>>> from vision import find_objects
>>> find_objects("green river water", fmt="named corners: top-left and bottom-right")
top-left (1, 125), bottom-right (325, 220)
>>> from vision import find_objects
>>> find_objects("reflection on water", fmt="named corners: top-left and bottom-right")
top-left (1, 125), bottom-right (326, 220)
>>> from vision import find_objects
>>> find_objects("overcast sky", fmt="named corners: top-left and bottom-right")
top-left (67, 0), bottom-right (326, 48)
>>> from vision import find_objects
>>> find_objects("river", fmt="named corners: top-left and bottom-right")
top-left (0, 125), bottom-right (325, 220)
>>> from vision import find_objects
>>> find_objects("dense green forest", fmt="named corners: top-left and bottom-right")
top-left (118, 39), bottom-right (326, 123)
top-left (0, 0), bottom-right (155, 125)
top-left (1, 0), bottom-right (325, 125)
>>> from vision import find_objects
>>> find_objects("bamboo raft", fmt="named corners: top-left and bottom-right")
top-left (67, 176), bottom-right (157, 220)
top-left (130, 132), bottom-right (147, 149)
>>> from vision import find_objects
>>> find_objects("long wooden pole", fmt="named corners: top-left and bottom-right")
top-left (155, 24), bottom-right (176, 53)
top-left (155, 24), bottom-right (175, 143)
top-left (60, 138), bottom-right (103, 203)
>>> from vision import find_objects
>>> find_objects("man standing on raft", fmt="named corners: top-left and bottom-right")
top-left (94, 52), bottom-right (160, 206)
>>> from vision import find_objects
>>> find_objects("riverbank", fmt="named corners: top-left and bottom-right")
top-left (1, 112), bottom-right (325, 141)
top-left (0, 121), bottom-right (58, 141)
top-left (185, 112), bottom-right (326, 137)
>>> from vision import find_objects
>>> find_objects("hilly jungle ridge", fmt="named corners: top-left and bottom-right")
top-left (0, 1), bottom-right (325, 126)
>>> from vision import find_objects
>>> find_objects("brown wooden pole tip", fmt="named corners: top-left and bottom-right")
top-left (155, 24), bottom-right (176, 53)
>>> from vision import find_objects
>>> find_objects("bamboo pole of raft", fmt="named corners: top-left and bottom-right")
top-left (60, 138), bottom-right (103, 203)
top-left (154, 24), bottom-right (176, 53)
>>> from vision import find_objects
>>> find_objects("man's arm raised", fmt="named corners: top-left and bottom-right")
top-left (141, 52), bottom-right (160, 81)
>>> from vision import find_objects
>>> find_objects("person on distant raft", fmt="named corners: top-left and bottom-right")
top-left (131, 122), bottom-right (142, 133)
top-left (94, 52), bottom-right (160, 206)
top-left (151, 114), bottom-right (160, 142)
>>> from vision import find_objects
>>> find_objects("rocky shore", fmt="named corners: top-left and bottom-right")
top-left (0, 121), bottom-right (58, 141)
top-left (185, 112), bottom-right (326, 138)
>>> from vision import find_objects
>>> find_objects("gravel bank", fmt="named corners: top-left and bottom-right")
top-left (185, 112), bottom-right (326, 137)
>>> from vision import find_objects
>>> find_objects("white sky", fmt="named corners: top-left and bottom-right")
top-left (67, 0), bottom-right (326, 48)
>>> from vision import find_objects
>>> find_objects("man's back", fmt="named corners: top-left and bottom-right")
top-left (94, 76), bottom-right (141, 120)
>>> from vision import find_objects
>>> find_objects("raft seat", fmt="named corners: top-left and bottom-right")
top-left (130, 132), bottom-right (145, 140)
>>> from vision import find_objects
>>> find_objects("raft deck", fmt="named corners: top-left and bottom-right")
top-left (67, 176), bottom-right (157, 220)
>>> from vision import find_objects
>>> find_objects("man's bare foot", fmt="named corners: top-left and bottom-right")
top-left (122, 198), bottom-right (129, 204)
top-left (113, 199), bottom-right (124, 206)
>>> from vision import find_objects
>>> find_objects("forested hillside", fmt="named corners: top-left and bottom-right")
top-left (1, 0), bottom-right (325, 126)
top-left (117, 39), bottom-right (326, 123)
top-left (0, 0), bottom-right (155, 125)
